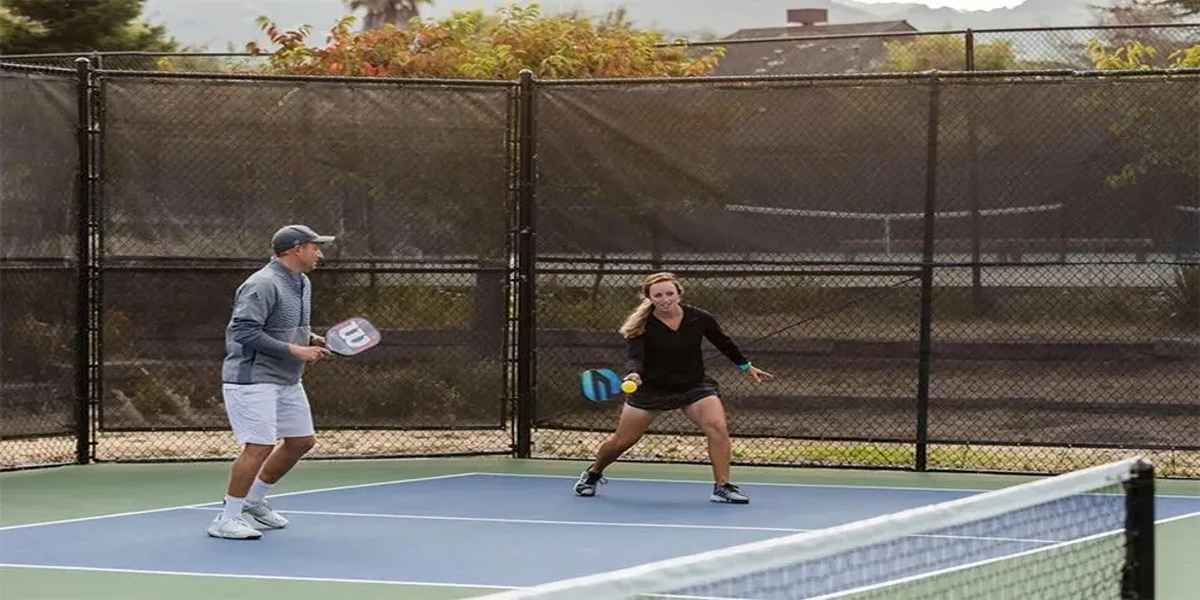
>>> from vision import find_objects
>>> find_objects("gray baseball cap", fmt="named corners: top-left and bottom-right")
top-left (272, 224), bottom-right (335, 255)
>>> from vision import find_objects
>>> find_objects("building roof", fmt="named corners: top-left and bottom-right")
top-left (715, 21), bottom-right (918, 76)
top-left (725, 20), bottom-right (917, 41)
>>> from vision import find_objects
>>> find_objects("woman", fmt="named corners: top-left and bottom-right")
top-left (574, 272), bottom-right (773, 504)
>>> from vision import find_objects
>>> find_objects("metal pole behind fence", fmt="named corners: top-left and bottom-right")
top-left (964, 29), bottom-right (975, 71)
top-left (73, 57), bottom-right (93, 464)
top-left (916, 73), bottom-right (941, 472)
top-left (514, 70), bottom-right (537, 458)
top-left (965, 30), bottom-right (984, 309)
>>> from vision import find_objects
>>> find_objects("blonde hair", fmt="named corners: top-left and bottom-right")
top-left (618, 272), bottom-right (683, 339)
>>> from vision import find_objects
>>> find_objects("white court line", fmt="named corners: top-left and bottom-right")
top-left (185, 506), bottom-right (808, 533)
top-left (473, 472), bottom-right (1200, 499)
top-left (246, 472), bottom-right (483, 501)
top-left (183, 506), bottom-right (1059, 544)
top-left (1158, 510), bottom-right (1200, 526)
top-left (477, 472), bottom-right (992, 493)
top-left (5, 470), bottom-right (1196, 534)
top-left (0, 563), bottom-right (515, 590)
top-left (0, 472), bottom-right (479, 532)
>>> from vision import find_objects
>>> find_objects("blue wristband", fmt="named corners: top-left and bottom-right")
top-left (738, 362), bottom-right (752, 372)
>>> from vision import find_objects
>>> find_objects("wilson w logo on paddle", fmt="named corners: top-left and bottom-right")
top-left (326, 318), bottom-right (382, 356)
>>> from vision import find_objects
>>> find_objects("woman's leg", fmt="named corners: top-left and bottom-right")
top-left (683, 395), bottom-right (732, 484)
top-left (590, 403), bottom-right (657, 472)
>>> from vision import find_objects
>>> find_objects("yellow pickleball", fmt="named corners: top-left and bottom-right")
top-left (621, 380), bottom-right (638, 394)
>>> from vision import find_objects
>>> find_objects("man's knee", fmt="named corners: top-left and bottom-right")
top-left (241, 443), bottom-right (274, 460)
top-left (284, 436), bottom-right (316, 455)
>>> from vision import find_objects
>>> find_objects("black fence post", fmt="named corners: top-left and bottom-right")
top-left (73, 57), bottom-right (94, 465)
top-left (964, 29), bottom-right (975, 71)
top-left (1122, 459), bottom-right (1155, 600)
top-left (965, 30), bottom-right (984, 310)
top-left (916, 72), bottom-right (941, 472)
top-left (514, 69), bottom-right (537, 458)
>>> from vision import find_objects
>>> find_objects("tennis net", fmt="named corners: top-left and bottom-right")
top-left (482, 457), bottom-right (1154, 600)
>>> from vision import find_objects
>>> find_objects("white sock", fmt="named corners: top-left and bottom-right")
top-left (246, 478), bottom-right (274, 504)
top-left (221, 495), bottom-right (244, 521)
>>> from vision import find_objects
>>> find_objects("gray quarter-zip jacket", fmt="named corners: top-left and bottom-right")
top-left (221, 258), bottom-right (312, 385)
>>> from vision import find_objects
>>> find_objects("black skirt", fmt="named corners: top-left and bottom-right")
top-left (626, 377), bottom-right (720, 411)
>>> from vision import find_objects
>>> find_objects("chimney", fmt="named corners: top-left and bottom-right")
top-left (787, 8), bottom-right (829, 26)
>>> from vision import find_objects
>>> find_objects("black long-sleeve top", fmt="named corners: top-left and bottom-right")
top-left (624, 304), bottom-right (749, 391)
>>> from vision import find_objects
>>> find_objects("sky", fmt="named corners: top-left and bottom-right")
top-left (854, 0), bottom-right (1025, 8)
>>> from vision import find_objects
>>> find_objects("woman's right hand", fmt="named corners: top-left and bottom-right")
top-left (623, 373), bottom-right (642, 386)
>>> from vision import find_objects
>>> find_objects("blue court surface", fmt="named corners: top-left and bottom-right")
top-left (2, 472), bottom-right (1199, 594)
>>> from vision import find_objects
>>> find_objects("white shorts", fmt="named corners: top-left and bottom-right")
top-left (221, 382), bottom-right (315, 445)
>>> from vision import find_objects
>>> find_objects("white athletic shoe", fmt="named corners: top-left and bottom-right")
top-left (207, 515), bottom-right (263, 539)
top-left (243, 499), bottom-right (288, 529)
top-left (573, 469), bottom-right (606, 497)
top-left (710, 482), bottom-right (750, 504)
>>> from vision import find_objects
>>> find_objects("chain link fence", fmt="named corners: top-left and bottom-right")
top-left (1, 54), bottom-right (1197, 476)
top-left (529, 72), bottom-right (1199, 476)
top-left (530, 77), bottom-right (930, 470)
top-left (92, 73), bottom-right (515, 461)
top-left (0, 65), bottom-right (81, 469)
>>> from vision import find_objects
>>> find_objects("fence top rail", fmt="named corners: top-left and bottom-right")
top-left (725, 203), bottom-right (1064, 221)
top-left (0, 61), bottom-right (75, 75)
top-left (0, 51), bottom-right (266, 59)
top-left (90, 67), bottom-right (518, 88)
top-left (971, 20), bottom-right (1200, 34)
top-left (538, 66), bottom-right (1200, 85)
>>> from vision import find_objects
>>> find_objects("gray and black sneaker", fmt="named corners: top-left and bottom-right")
top-left (573, 469), bottom-right (606, 497)
top-left (710, 482), bottom-right (750, 504)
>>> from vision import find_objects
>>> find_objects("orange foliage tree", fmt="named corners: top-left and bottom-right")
top-left (247, 3), bottom-right (723, 79)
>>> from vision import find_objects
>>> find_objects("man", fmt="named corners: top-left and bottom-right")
top-left (207, 225), bottom-right (335, 540)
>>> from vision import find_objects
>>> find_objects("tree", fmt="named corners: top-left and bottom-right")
top-left (343, 0), bottom-right (432, 31)
top-left (1081, 0), bottom-right (1200, 74)
top-left (0, 6), bottom-right (44, 49)
top-left (881, 35), bottom-right (1020, 72)
top-left (0, 0), bottom-right (176, 54)
top-left (248, 4), bottom-right (722, 79)
top-left (1084, 38), bottom-right (1199, 195)
top-left (1082, 32), bottom-right (1199, 284)
top-left (1088, 39), bottom-right (1200, 69)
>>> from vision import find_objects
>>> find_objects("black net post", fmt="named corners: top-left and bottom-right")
top-left (1122, 459), bottom-right (1155, 600)
top-left (73, 57), bottom-right (94, 465)
top-left (916, 72), bottom-right (941, 472)
top-left (515, 69), bottom-right (538, 458)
